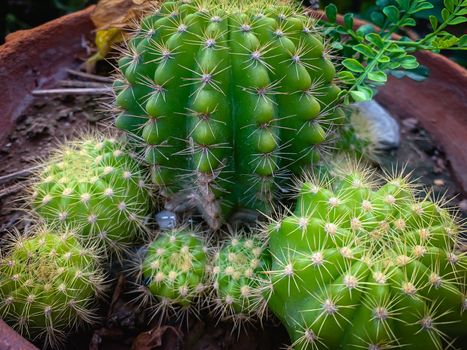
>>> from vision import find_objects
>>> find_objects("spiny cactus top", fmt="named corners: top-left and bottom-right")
top-left (136, 227), bottom-right (209, 319)
top-left (210, 234), bottom-right (270, 325)
top-left (114, 0), bottom-right (343, 228)
top-left (0, 226), bottom-right (106, 349)
top-left (30, 135), bottom-right (152, 255)
top-left (267, 162), bottom-right (467, 349)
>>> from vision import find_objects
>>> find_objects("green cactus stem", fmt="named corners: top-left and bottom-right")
top-left (133, 227), bottom-right (209, 321)
top-left (266, 160), bottom-right (467, 349)
top-left (0, 225), bottom-right (107, 349)
top-left (113, 0), bottom-right (344, 229)
top-left (30, 135), bottom-right (153, 256)
top-left (210, 234), bottom-right (271, 326)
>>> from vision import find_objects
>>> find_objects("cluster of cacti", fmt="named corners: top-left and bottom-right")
top-left (113, 0), bottom-right (345, 228)
top-left (266, 161), bottom-right (467, 349)
top-left (210, 234), bottom-right (270, 324)
top-left (135, 227), bottom-right (209, 319)
top-left (30, 135), bottom-right (153, 255)
top-left (0, 226), bottom-right (106, 348)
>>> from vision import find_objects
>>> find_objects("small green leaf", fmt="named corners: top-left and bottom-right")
top-left (337, 71), bottom-right (356, 84)
top-left (458, 9), bottom-right (467, 16)
top-left (353, 44), bottom-right (376, 58)
top-left (376, 0), bottom-right (391, 8)
top-left (325, 4), bottom-right (337, 23)
top-left (400, 18), bottom-right (417, 26)
top-left (350, 90), bottom-right (369, 102)
top-left (442, 8), bottom-right (450, 22)
top-left (357, 86), bottom-right (375, 99)
top-left (344, 13), bottom-right (354, 29)
top-left (429, 15), bottom-right (438, 30)
top-left (396, 0), bottom-right (410, 10)
top-left (366, 33), bottom-right (384, 48)
top-left (400, 55), bottom-right (419, 69)
top-left (377, 55), bottom-right (391, 63)
top-left (459, 34), bottom-right (467, 46)
top-left (371, 12), bottom-right (385, 27)
top-left (342, 58), bottom-right (365, 72)
top-left (331, 41), bottom-right (344, 50)
top-left (368, 71), bottom-right (388, 83)
top-left (415, 1), bottom-right (435, 12)
top-left (444, 0), bottom-right (455, 12)
top-left (383, 6), bottom-right (400, 22)
top-left (356, 24), bottom-right (375, 37)
top-left (449, 16), bottom-right (467, 24)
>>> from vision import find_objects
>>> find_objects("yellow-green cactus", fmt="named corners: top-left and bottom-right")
top-left (0, 225), bottom-right (106, 348)
top-left (133, 227), bottom-right (209, 321)
top-left (210, 234), bottom-right (271, 326)
top-left (30, 135), bottom-right (153, 256)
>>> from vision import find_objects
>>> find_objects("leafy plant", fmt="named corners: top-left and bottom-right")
top-left (322, 0), bottom-right (467, 103)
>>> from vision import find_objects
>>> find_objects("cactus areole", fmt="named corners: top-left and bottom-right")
top-left (267, 163), bottom-right (467, 349)
top-left (114, 0), bottom-right (343, 228)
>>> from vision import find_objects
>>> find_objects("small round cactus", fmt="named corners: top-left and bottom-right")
top-left (210, 234), bottom-right (270, 326)
top-left (0, 225), bottom-right (106, 348)
top-left (113, 0), bottom-right (344, 228)
top-left (267, 160), bottom-right (467, 349)
top-left (134, 227), bottom-right (209, 320)
top-left (30, 135), bottom-right (153, 256)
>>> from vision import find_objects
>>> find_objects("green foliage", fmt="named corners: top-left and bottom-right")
top-left (266, 160), bottom-right (467, 349)
top-left (0, 226), bottom-right (106, 348)
top-left (30, 135), bottom-right (153, 256)
top-left (114, 0), bottom-right (343, 229)
top-left (323, 0), bottom-right (467, 103)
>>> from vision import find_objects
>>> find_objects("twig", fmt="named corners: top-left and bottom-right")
top-left (32, 88), bottom-right (112, 96)
top-left (0, 182), bottom-right (24, 199)
top-left (0, 165), bottom-right (41, 184)
top-left (58, 80), bottom-right (109, 88)
top-left (66, 69), bottom-right (113, 83)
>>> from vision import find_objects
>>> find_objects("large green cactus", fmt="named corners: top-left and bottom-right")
top-left (0, 225), bottom-right (106, 348)
top-left (266, 161), bottom-right (467, 349)
top-left (30, 135), bottom-right (153, 256)
top-left (114, 0), bottom-right (343, 228)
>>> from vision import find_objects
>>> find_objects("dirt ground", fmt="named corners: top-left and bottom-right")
top-left (0, 87), bottom-right (466, 349)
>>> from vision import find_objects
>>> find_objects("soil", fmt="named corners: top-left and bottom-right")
top-left (0, 84), bottom-right (466, 349)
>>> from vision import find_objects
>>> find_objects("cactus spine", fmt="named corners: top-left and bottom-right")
top-left (30, 135), bottom-right (152, 256)
top-left (134, 227), bottom-right (209, 320)
top-left (114, 0), bottom-right (343, 228)
top-left (210, 234), bottom-right (271, 326)
top-left (0, 226), bottom-right (106, 348)
top-left (266, 161), bottom-right (467, 349)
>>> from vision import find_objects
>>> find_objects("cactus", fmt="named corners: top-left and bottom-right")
top-left (266, 160), bottom-right (467, 349)
top-left (30, 135), bottom-right (153, 256)
top-left (210, 234), bottom-right (271, 326)
top-left (0, 225), bottom-right (106, 348)
top-left (134, 227), bottom-right (209, 320)
top-left (113, 0), bottom-right (344, 228)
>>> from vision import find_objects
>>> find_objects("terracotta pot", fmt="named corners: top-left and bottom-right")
top-left (0, 5), bottom-right (96, 143)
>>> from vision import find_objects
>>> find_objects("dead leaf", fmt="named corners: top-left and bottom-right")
top-left (91, 0), bottom-right (157, 29)
top-left (131, 325), bottom-right (183, 350)
top-left (86, 0), bottom-right (159, 71)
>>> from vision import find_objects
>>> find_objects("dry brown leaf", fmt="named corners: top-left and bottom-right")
top-left (91, 0), bottom-right (157, 30)
top-left (131, 325), bottom-right (183, 350)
